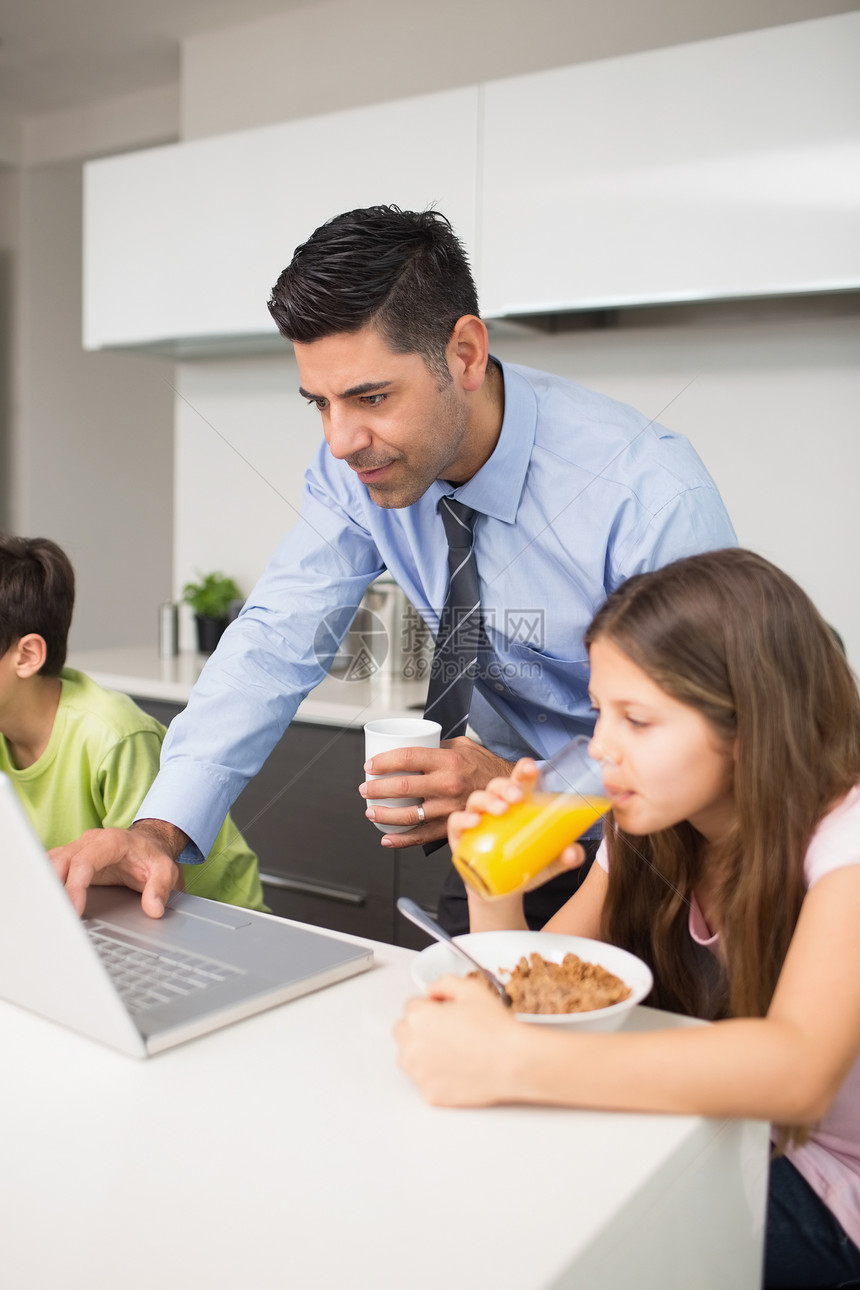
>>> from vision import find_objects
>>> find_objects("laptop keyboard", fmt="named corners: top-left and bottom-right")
top-left (85, 920), bottom-right (243, 1014)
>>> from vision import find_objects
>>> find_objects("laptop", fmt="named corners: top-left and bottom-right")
top-left (0, 773), bottom-right (374, 1057)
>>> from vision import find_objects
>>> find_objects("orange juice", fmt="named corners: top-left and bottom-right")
top-left (453, 791), bottom-right (611, 898)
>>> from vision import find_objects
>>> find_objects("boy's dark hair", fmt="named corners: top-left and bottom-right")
top-left (0, 535), bottom-right (75, 675)
top-left (267, 206), bottom-right (480, 383)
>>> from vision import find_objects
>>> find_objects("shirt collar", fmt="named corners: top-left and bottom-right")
top-left (426, 358), bottom-right (535, 524)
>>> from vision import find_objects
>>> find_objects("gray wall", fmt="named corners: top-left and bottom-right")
top-left (11, 161), bottom-right (174, 650)
top-left (0, 166), bottom-right (20, 533)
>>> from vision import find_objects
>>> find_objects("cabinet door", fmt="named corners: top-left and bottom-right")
top-left (393, 847), bottom-right (452, 951)
top-left (84, 87), bottom-right (479, 351)
top-left (480, 16), bottom-right (860, 318)
top-left (230, 722), bottom-right (397, 943)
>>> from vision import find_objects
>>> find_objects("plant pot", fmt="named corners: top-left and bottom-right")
top-left (195, 614), bottom-right (228, 654)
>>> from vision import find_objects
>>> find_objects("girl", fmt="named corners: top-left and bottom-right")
top-left (395, 549), bottom-right (860, 1289)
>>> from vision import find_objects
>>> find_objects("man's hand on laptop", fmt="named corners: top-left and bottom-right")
top-left (49, 819), bottom-right (189, 919)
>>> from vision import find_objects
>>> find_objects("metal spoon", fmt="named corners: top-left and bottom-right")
top-left (396, 897), bottom-right (512, 1007)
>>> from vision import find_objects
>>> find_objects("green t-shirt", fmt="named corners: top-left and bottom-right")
top-left (0, 668), bottom-right (266, 912)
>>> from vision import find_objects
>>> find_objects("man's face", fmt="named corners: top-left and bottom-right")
top-left (294, 326), bottom-right (473, 509)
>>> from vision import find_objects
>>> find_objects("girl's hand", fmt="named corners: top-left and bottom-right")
top-left (394, 975), bottom-right (521, 1106)
top-left (447, 758), bottom-right (588, 893)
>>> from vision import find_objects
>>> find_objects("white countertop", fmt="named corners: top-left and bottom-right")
top-left (67, 645), bottom-right (428, 727)
top-left (0, 923), bottom-right (768, 1290)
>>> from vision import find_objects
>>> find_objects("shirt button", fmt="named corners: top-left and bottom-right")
top-left (537, 713), bottom-right (548, 723)
top-left (494, 681), bottom-right (505, 693)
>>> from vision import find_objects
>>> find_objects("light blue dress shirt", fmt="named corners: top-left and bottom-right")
top-left (139, 360), bottom-right (736, 861)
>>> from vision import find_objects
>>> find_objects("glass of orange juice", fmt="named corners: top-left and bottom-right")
top-left (453, 736), bottom-right (610, 899)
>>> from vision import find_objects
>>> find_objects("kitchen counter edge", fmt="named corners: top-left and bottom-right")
top-left (66, 645), bottom-right (428, 729)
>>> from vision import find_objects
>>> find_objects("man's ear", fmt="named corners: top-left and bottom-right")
top-left (14, 633), bottom-right (48, 679)
top-left (448, 315), bottom-right (490, 392)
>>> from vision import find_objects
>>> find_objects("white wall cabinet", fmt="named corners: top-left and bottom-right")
top-left (83, 13), bottom-right (859, 351)
top-left (83, 88), bottom-right (479, 351)
top-left (478, 14), bottom-right (860, 317)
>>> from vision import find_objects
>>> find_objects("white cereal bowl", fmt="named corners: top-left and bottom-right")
top-left (411, 931), bottom-right (653, 1033)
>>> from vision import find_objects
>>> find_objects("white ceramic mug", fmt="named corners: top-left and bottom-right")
top-left (363, 718), bottom-right (441, 834)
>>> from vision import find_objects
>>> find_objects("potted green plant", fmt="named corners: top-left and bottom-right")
top-left (182, 571), bottom-right (242, 653)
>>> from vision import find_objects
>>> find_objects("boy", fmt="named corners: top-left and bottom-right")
top-left (0, 534), bottom-right (265, 910)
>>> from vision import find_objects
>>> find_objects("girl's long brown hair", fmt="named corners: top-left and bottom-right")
top-left (585, 549), bottom-right (860, 1028)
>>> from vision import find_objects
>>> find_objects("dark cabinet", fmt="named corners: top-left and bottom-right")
top-left (133, 698), bottom-right (445, 949)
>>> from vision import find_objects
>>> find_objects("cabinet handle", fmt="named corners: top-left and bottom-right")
top-left (259, 872), bottom-right (367, 907)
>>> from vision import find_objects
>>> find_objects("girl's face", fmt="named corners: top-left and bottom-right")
top-left (588, 637), bottom-right (737, 845)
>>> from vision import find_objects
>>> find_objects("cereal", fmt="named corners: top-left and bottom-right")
top-left (472, 952), bottom-right (630, 1014)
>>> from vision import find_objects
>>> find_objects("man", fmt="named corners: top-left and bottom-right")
top-left (52, 205), bottom-right (736, 931)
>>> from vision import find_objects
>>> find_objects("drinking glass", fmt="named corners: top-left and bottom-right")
top-left (452, 735), bottom-right (610, 898)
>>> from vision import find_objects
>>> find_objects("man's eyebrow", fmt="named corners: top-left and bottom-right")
top-left (298, 380), bottom-right (392, 401)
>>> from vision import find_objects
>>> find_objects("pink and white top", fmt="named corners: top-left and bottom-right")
top-left (597, 784), bottom-right (860, 1245)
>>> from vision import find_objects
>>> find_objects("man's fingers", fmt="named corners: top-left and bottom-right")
top-left (365, 800), bottom-right (430, 826)
top-left (141, 884), bottom-right (166, 919)
top-left (376, 817), bottom-right (449, 848)
top-left (141, 856), bottom-right (181, 918)
top-left (49, 827), bottom-right (181, 919)
top-left (362, 742), bottom-right (514, 805)
top-left (63, 859), bottom-right (96, 916)
top-left (47, 843), bottom-right (71, 882)
top-left (362, 773), bottom-right (447, 802)
top-left (364, 745), bottom-right (439, 775)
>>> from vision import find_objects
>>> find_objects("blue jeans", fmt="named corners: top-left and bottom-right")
top-left (766, 1156), bottom-right (860, 1288)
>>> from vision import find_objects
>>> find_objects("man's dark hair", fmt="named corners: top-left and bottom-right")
top-left (0, 535), bottom-right (75, 675)
top-left (267, 206), bottom-right (480, 382)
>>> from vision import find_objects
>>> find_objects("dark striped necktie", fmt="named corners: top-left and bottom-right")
top-left (423, 496), bottom-right (484, 742)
